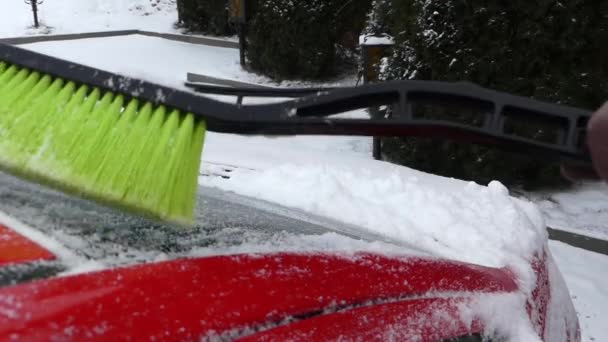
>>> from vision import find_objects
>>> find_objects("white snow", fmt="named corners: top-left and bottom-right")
top-left (22, 35), bottom-right (259, 90)
top-left (203, 162), bottom-right (547, 271)
top-left (527, 182), bottom-right (608, 240)
top-left (359, 34), bottom-right (395, 46)
top-left (0, 0), bottom-right (177, 37)
top-left (186, 231), bottom-right (426, 259)
top-left (550, 241), bottom-right (608, 342)
top-left (460, 293), bottom-right (542, 341)
top-left (20, 35), bottom-right (356, 92)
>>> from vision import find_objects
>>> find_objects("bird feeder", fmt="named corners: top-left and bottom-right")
top-left (360, 34), bottom-right (395, 83)
top-left (360, 34), bottom-right (394, 160)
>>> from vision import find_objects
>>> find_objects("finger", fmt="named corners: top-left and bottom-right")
top-left (588, 102), bottom-right (608, 181)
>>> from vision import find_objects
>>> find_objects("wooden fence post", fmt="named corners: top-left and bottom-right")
top-left (25, 0), bottom-right (43, 28)
top-left (229, 0), bottom-right (253, 68)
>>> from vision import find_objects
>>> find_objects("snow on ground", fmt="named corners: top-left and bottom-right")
top-left (550, 241), bottom-right (608, 342)
top-left (527, 182), bottom-right (608, 240)
top-left (20, 35), bottom-right (356, 90)
top-left (0, 0), bottom-right (177, 37)
top-left (22, 35), bottom-right (267, 89)
top-left (15, 33), bottom-right (608, 341)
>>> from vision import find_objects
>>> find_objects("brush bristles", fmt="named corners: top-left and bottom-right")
top-left (0, 61), bottom-right (206, 224)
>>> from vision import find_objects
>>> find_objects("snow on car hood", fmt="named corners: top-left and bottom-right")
top-left (202, 134), bottom-right (548, 277)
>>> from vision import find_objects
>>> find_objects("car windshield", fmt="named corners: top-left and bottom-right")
top-left (0, 171), bottom-right (407, 275)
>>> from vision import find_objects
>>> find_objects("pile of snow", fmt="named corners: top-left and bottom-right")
top-left (203, 160), bottom-right (547, 272)
top-left (0, 0), bottom-right (177, 38)
top-left (205, 136), bottom-right (549, 281)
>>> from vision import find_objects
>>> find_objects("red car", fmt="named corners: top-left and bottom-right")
top-left (0, 170), bottom-right (580, 341)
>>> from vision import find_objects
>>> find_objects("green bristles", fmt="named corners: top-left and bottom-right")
top-left (0, 61), bottom-right (206, 224)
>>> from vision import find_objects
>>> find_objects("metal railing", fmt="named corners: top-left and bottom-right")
top-left (185, 72), bottom-right (337, 105)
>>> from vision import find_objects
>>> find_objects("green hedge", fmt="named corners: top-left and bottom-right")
top-left (176, 0), bottom-right (234, 36)
top-left (379, 0), bottom-right (608, 188)
top-left (246, 0), bottom-right (372, 80)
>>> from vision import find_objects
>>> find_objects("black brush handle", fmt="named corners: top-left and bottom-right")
top-left (0, 43), bottom-right (593, 165)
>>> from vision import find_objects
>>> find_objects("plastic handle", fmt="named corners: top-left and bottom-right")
top-left (0, 43), bottom-right (593, 165)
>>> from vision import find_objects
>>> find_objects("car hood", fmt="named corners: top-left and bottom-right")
top-left (0, 251), bottom-right (516, 340)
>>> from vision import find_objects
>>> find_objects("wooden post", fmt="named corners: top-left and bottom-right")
top-left (26, 0), bottom-right (41, 28)
top-left (239, 25), bottom-right (247, 67)
top-left (360, 34), bottom-right (394, 160)
top-left (229, 0), bottom-right (248, 67)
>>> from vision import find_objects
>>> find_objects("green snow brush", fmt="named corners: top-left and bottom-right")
top-left (0, 50), bottom-right (206, 224)
top-left (0, 44), bottom-right (592, 225)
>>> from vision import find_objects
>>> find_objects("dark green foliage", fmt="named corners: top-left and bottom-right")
top-left (380, 0), bottom-right (608, 188)
top-left (246, 0), bottom-right (373, 80)
top-left (364, 0), bottom-right (394, 35)
top-left (176, 0), bottom-right (234, 36)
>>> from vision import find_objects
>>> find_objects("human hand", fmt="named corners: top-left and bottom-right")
top-left (562, 102), bottom-right (608, 181)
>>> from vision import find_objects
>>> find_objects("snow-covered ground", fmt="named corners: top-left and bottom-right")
top-left (1, 2), bottom-right (607, 340)
top-left (527, 183), bottom-right (608, 241)
top-left (0, 0), bottom-right (178, 37)
top-left (20, 35), bottom-right (267, 89)
top-left (550, 242), bottom-right (608, 342)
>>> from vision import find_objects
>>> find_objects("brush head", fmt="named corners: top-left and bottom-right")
top-left (0, 61), bottom-right (206, 225)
